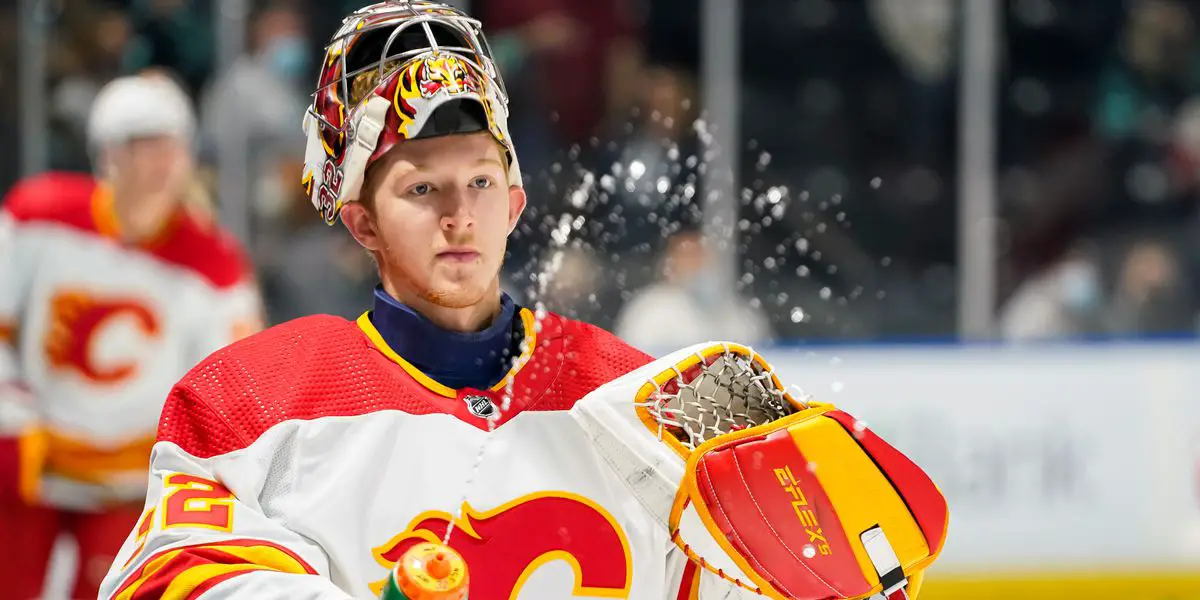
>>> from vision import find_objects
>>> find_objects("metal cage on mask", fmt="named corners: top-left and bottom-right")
top-left (302, 0), bottom-right (521, 224)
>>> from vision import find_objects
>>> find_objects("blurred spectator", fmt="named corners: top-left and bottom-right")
top-left (615, 229), bottom-right (772, 351)
top-left (50, 7), bottom-right (132, 148)
top-left (477, 0), bottom-right (643, 171)
top-left (999, 244), bottom-right (1106, 341)
top-left (1106, 237), bottom-right (1194, 334)
top-left (1094, 0), bottom-right (1200, 143)
top-left (514, 245), bottom-right (613, 327)
top-left (587, 65), bottom-right (704, 289)
top-left (868, 0), bottom-right (956, 167)
top-left (258, 183), bottom-right (377, 324)
top-left (199, 2), bottom-right (309, 223)
top-left (122, 0), bottom-right (214, 95)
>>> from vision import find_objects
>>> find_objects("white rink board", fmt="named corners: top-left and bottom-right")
top-left (733, 340), bottom-right (1200, 574)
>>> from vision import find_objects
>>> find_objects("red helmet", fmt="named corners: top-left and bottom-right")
top-left (301, 0), bottom-right (521, 224)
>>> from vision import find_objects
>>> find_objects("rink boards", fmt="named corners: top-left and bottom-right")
top-left (749, 339), bottom-right (1200, 599)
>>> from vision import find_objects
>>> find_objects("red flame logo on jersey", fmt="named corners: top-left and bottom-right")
top-left (44, 290), bottom-right (160, 384)
top-left (371, 492), bottom-right (632, 599)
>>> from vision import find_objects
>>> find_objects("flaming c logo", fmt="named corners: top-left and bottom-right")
top-left (371, 492), bottom-right (632, 599)
top-left (45, 289), bottom-right (160, 384)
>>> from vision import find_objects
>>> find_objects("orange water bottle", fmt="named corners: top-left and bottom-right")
top-left (379, 542), bottom-right (469, 600)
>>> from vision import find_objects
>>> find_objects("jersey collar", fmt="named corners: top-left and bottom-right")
top-left (360, 287), bottom-right (535, 396)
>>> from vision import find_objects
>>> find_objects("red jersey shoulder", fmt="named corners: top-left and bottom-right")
top-left (151, 210), bottom-right (252, 290)
top-left (526, 312), bottom-right (652, 412)
top-left (159, 315), bottom-right (440, 458)
top-left (1, 172), bottom-right (250, 289)
top-left (1, 172), bottom-right (98, 231)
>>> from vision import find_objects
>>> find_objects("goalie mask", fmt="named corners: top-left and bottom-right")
top-left (302, 0), bottom-right (521, 224)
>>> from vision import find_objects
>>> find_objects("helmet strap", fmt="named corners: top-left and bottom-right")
top-left (341, 96), bottom-right (391, 205)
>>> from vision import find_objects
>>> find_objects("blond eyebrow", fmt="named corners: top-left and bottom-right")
top-left (472, 157), bottom-right (505, 169)
top-left (403, 156), bottom-right (503, 170)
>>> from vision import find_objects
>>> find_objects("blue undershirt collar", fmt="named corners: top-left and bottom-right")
top-left (370, 286), bottom-right (520, 391)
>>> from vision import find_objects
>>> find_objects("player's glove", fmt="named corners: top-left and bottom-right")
top-left (673, 401), bottom-right (946, 600)
top-left (572, 342), bottom-right (948, 600)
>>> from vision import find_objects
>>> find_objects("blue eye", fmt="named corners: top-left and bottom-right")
top-left (470, 177), bottom-right (491, 189)
top-left (411, 183), bottom-right (432, 196)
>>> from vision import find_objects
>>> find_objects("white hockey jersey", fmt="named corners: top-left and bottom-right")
top-left (98, 312), bottom-right (770, 600)
top-left (0, 172), bottom-right (262, 510)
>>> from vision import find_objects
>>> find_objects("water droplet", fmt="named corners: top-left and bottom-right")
top-left (630, 160), bottom-right (646, 180)
top-left (880, 256), bottom-right (892, 267)
top-left (795, 238), bottom-right (809, 253)
top-left (764, 257), bottom-right (777, 270)
top-left (852, 420), bottom-right (868, 439)
top-left (835, 211), bottom-right (846, 222)
top-left (831, 194), bottom-right (843, 205)
top-left (767, 187), bottom-right (784, 204)
top-left (656, 176), bottom-right (670, 194)
top-left (802, 545), bottom-right (817, 559)
top-left (758, 152), bottom-right (772, 169)
top-left (790, 307), bottom-right (806, 323)
top-left (816, 223), bottom-right (827, 233)
top-left (831, 381), bottom-right (844, 393)
top-left (569, 189), bottom-right (588, 209)
top-left (806, 461), bottom-right (818, 473)
top-left (876, 290), bottom-right (887, 299)
top-left (871, 177), bottom-right (882, 189)
top-left (600, 174), bottom-right (616, 193)
top-left (796, 265), bottom-right (810, 277)
top-left (819, 287), bottom-right (832, 300)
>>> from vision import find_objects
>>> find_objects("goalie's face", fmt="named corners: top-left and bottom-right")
top-left (342, 131), bottom-right (526, 312)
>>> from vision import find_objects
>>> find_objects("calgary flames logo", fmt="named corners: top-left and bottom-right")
top-left (44, 290), bottom-right (160, 384)
top-left (371, 492), bottom-right (632, 599)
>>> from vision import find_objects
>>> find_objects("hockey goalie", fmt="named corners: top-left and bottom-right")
top-left (99, 2), bottom-right (948, 599)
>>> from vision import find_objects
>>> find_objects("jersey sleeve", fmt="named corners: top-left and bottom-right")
top-left (0, 197), bottom-right (45, 503)
top-left (0, 204), bottom-right (25, 383)
top-left (190, 276), bottom-right (266, 363)
top-left (99, 386), bottom-right (353, 600)
top-left (185, 234), bottom-right (266, 364)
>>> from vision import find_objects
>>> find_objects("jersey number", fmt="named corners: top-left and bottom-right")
top-left (161, 473), bottom-right (235, 531)
top-left (372, 492), bottom-right (632, 599)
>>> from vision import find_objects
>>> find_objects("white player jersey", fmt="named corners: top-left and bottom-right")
top-left (98, 313), bottom-right (760, 600)
top-left (0, 172), bottom-right (262, 509)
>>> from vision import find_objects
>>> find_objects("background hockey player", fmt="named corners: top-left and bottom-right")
top-left (0, 73), bottom-right (262, 599)
top-left (98, 3), bottom-right (945, 599)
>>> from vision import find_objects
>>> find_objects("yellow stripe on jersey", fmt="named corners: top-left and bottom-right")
top-left (115, 539), bottom-right (317, 600)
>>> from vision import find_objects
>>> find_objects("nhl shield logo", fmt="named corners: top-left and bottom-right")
top-left (464, 394), bottom-right (497, 419)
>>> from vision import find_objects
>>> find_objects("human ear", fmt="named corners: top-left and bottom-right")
top-left (340, 202), bottom-right (382, 252)
top-left (506, 186), bottom-right (526, 235)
